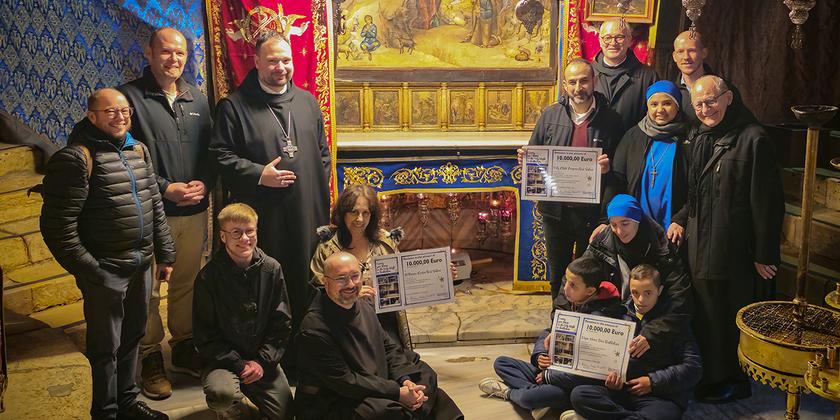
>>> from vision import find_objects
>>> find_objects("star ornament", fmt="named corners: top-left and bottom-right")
top-left (225, 3), bottom-right (311, 44)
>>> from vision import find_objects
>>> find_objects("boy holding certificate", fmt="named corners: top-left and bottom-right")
top-left (568, 264), bottom-right (702, 420)
top-left (479, 257), bottom-right (623, 419)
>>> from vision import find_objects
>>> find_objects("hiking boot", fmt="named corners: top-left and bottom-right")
top-left (117, 401), bottom-right (169, 420)
top-left (140, 351), bottom-right (172, 400)
top-left (216, 397), bottom-right (259, 420)
top-left (170, 340), bottom-right (201, 378)
top-left (478, 377), bottom-right (510, 400)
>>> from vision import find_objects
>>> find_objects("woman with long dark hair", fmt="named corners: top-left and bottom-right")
top-left (310, 184), bottom-right (411, 349)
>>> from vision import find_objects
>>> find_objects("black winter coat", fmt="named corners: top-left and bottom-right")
top-left (686, 95), bottom-right (784, 281)
top-left (583, 216), bottom-right (693, 350)
top-left (40, 119), bottom-right (175, 278)
top-left (119, 67), bottom-right (214, 217)
top-left (623, 301), bottom-right (703, 408)
top-left (592, 51), bottom-right (659, 132)
top-left (605, 123), bottom-right (692, 228)
top-left (193, 247), bottom-right (292, 376)
top-left (528, 92), bottom-right (624, 223)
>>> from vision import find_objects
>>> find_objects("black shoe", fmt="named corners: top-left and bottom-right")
top-left (695, 381), bottom-right (751, 404)
top-left (170, 340), bottom-right (201, 378)
top-left (117, 401), bottom-right (168, 420)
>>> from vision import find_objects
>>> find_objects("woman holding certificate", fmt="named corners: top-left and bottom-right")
top-left (596, 80), bottom-right (691, 247)
top-left (309, 185), bottom-right (413, 350)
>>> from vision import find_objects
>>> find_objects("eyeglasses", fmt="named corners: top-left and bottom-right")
top-left (324, 271), bottom-right (362, 286)
top-left (90, 107), bottom-right (134, 118)
top-left (222, 228), bottom-right (257, 240)
top-left (600, 34), bottom-right (627, 45)
top-left (693, 90), bottom-right (730, 111)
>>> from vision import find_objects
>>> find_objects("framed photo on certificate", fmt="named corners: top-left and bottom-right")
top-left (372, 247), bottom-right (454, 313)
top-left (522, 146), bottom-right (602, 204)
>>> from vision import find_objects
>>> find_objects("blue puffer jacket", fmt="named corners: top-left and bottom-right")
top-left (40, 118), bottom-right (175, 279)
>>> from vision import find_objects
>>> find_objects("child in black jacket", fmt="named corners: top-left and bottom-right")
top-left (569, 264), bottom-right (702, 419)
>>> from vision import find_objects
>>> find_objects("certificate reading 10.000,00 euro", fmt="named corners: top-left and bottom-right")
top-left (522, 146), bottom-right (602, 204)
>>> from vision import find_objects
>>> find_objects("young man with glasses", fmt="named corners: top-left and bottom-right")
top-left (118, 27), bottom-right (215, 399)
top-left (592, 17), bottom-right (659, 131)
top-left (192, 203), bottom-right (294, 419)
top-left (686, 75), bottom-right (784, 404)
top-left (295, 252), bottom-right (463, 420)
top-left (40, 88), bottom-right (175, 420)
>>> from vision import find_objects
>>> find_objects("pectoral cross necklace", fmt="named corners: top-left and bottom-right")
top-left (648, 142), bottom-right (674, 189)
top-left (267, 105), bottom-right (298, 158)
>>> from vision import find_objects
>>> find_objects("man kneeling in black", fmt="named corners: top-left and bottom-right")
top-left (296, 251), bottom-right (464, 419)
top-left (193, 203), bottom-right (293, 419)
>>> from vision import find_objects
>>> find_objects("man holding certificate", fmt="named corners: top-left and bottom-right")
top-left (519, 58), bottom-right (624, 301)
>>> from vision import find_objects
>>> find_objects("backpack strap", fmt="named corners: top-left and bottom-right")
top-left (70, 144), bottom-right (93, 179)
top-left (132, 144), bottom-right (145, 163)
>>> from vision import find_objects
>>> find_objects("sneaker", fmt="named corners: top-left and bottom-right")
top-left (117, 401), bottom-right (168, 420)
top-left (140, 351), bottom-right (172, 400)
top-left (559, 409), bottom-right (584, 420)
top-left (531, 407), bottom-right (551, 419)
top-left (170, 340), bottom-right (202, 378)
top-left (478, 377), bottom-right (510, 400)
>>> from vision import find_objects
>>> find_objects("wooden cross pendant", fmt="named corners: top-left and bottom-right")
top-left (283, 141), bottom-right (298, 158)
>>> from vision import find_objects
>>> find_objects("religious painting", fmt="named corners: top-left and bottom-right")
top-left (334, 0), bottom-right (559, 82)
top-left (524, 89), bottom-right (551, 125)
top-left (373, 90), bottom-right (401, 127)
top-left (486, 90), bottom-right (513, 126)
top-left (449, 90), bottom-right (477, 126)
top-left (336, 90), bottom-right (362, 127)
top-left (411, 91), bottom-right (439, 127)
top-left (584, 0), bottom-right (656, 23)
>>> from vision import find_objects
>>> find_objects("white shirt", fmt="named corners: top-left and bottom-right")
top-left (571, 99), bottom-right (596, 125)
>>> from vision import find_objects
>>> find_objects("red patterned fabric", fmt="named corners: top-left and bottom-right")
top-left (565, 1), bottom-right (652, 65)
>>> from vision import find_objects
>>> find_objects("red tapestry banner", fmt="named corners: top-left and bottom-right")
top-left (207, 0), bottom-right (337, 198)
top-left (563, 0), bottom-right (652, 67)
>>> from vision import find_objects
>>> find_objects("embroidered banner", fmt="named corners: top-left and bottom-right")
top-left (337, 157), bottom-right (549, 291)
top-left (0, 0), bottom-right (207, 145)
top-left (206, 0), bottom-right (337, 197)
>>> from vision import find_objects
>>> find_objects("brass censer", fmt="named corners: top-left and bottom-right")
top-left (736, 105), bottom-right (840, 420)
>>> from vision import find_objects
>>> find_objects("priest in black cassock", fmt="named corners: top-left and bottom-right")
top-left (686, 75), bottom-right (784, 404)
top-left (210, 33), bottom-right (331, 332)
top-left (295, 252), bottom-right (464, 420)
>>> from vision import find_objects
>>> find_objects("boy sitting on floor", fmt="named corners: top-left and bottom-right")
top-left (478, 256), bottom-right (624, 419)
top-left (569, 264), bottom-right (702, 420)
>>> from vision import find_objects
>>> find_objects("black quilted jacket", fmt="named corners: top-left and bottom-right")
top-left (40, 118), bottom-right (175, 279)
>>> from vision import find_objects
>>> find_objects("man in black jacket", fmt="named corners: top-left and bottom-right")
top-left (519, 59), bottom-right (623, 300)
top-left (687, 75), bottom-right (784, 403)
top-left (119, 27), bottom-right (214, 398)
top-left (592, 18), bottom-right (659, 131)
top-left (40, 88), bottom-right (175, 420)
top-left (295, 252), bottom-right (463, 420)
top-left (193, 203), bottom-right (293, 419)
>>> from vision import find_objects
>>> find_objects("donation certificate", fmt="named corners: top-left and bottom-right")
top-left (522, 146), bottom-right (602, 203)
top-left (548, 310), bottom-right (636, 380)
top-left (372, 247), bottom-right (454, 314)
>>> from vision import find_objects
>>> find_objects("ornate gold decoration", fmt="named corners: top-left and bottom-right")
top-left (564, 0), bottom-right (583, 66)
top-left (392, 167), bottom-right (439, 184)
top-left (343, 167), bottom-right (384, 188)
top-left (531, 204), bottom-right (547, 281)
top-left (437, 162), bottom-right (462, 184)
top-left (336, 91), bottom-right (361, 126)
top-left (225, 4), bottom-right (309, 44)
top-left (511, 165), bottom-right (522, 184)
top-left (462, 165), bottom-right (507, 183)
top-left (739, 348), bottom-right (807, 394)
top-left (373, 90), bottom-right (400, 127)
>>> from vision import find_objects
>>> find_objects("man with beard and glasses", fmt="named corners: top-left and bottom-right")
top-left (40, 88), bottom-right (175, 420)
top-left (210, 32), bottom-right (331, 343)
top-left (119, 27), bottom-right (214, 399)
top-left (517, 58), bottom-right (623, 301)
top-left (592, 18), bottom-right (659, 131)
top-left (295, 252), bottom-right (464, 420)
top-left (686, 75), bottom-right (784, 403)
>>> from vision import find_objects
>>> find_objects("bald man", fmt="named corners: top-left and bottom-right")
top-left (519, 58), bottom-right (623, 301)
top-left (592, 18), bottom-right (659, 131)
top-left (40, 88), bottom-right (174, 419)
top-left (295, 252), bottom-right (463, 420)
top-left (119, 27), bottom-right (214, 399)
top-left (686, 75), bottom-right (784, 403)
